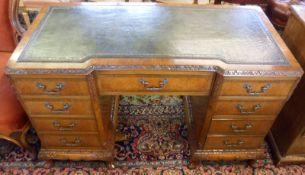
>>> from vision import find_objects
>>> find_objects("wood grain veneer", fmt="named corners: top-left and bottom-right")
top-left (13, 77), bottom-right (89, 96)
top-left (39, 134), bottom-right (103, 148)
top-left (31, 118), bottom-right (99, 132)
top-left (22, 98), bottom-right (93, 115)
top-left (204, 135), bottom-right (264, 149)
top-left (5, 4), bottom-right (303, 166)
top-left (208, 119), bottom-right (274, 135)
top-left (96, 73), bottom-right (214, 95)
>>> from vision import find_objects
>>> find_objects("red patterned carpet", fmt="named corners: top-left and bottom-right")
top-left (0, 96), bottom-right (305, 174)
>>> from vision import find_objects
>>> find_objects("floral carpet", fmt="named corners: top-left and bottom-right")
top-left (0, 96), bottom-right (305, 174)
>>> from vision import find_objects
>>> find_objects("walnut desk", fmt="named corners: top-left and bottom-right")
top-left (6, 4), bottom-right (303, 164)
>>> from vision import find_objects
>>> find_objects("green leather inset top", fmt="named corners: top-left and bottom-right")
top-left (18, 5), bottom-right (288, 65)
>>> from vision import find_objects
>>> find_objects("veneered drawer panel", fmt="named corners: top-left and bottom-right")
top-left (96, 74), bottom-right (213, 94)
top-left (40, 134), bottom-right (102, 148)
top-left (204, 135), bottom-right (263, 149)
top-left (23, 99), bottom-right (93, 115)
top-left (31, 118), bottom-right (98, 132)
top-left (209, 119), bottom-right (274, 135)
top-left (214, 100), bottom-right (284, 115)
top-left (219, 80), bottom-right (295, 97)
top-left (13, 78), bottom-right (89, 96)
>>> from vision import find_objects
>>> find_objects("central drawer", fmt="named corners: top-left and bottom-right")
top-left (96, 73), bottom-right (214, 95)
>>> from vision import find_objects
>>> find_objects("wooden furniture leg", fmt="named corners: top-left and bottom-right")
top-left (0, 121), bottom-right (32, 154)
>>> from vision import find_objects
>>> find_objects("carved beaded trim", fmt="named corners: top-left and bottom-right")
top-left (5, 65), bottom-right (302, 77)
top-left (223, 70), bottom-right (303, 77)
top-left (39, 149), bottom-right (112, 159)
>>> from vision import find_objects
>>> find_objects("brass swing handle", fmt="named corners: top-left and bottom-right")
top-left (236, 103), bottom-right (262, 115)
top-left (45, 102), bottom-right (70, 113)
top-left (243, 83), bottom-right (272, 96)
top-left (36, 82), bottom-right (65, 95)
top-left (223, 140), bottom-right (244, 147)
top-left (139, 79), bottom-right (168, 91)
top-left (59, 138), bottom-right (81, 147)
top-left (230, 123), bottom-right (253, 133)
top-left (53, 121), bottom-right (76, 131)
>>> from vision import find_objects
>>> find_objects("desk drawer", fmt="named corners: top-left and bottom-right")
top-left (96, 74), bottom-right (213, 94)
top-left (204, 135), bottom-right (263, 149)
top-left (23, 99), bottom-right (93, 115)
top-left (209, 119), bottom-right (274, 135)
top-left (214, 100), bottom-right (284, 115)
top-left (219, 79), bottom-right (295, 97)
top-left (31, 118), bottom-right (98, 132)
top-left (40, 134), bottom-right (102, 148)
top-left (13, 78), bottom-right (89, 96)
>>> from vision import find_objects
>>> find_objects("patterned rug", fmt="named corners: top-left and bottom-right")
top-left (1, 96), bottom-right (305, 174)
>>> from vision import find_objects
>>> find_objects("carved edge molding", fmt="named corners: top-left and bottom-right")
top-left (222, 70), bottom-right (303, 77)
top-left (38, 149), bottom-right (113, 160)
top-left (192, 148), bottom-right (265, 160)
top-left (6, 65), bottom-right (303, 77)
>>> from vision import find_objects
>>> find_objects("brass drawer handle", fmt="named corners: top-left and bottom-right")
top-left (36, 82), bottom-right (65, 95)
top-left (139, 79), bottom-right (168, 91)
top-left (45, 102), bottom-right (70, 113)
top-left (53, 121), bottom-right (76, 131)
top-left (230, 123), bottom-right (253, 133)
top-left (223, 140), bottom-right (244, 147)
top-left (236, 104), bottom-right (262, 115)
top-left (243, 83), bottom-right (272, 96)
top-left (59, 138), bottom-right (81, 147)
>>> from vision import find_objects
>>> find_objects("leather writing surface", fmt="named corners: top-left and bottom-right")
top-left (19, 5), bottom-right (288, 65)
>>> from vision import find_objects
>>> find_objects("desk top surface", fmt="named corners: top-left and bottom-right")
top-left (18, 5), bottom-right (287, 65)
top-left (7, 4), bottom-right (303, 77)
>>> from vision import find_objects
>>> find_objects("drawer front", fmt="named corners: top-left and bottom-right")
top-left (31, 118), bottom-right (98, 132)
top-left (40, 134), bottom-right (102, 148)
top-left (96, 74), bottom-right (213, 94)
top-left (209, 119), bottom-right (274, 135)
top-left (204, 136), bottom-right (263, 149)
top-left (214, 100), bottom-right (284, 115)
top-left (23, 99), bottom-right (93, 115)
top-left (13, 78), bottom-right (89, 96)
top-left (219, 80), bottom-right (295, 97)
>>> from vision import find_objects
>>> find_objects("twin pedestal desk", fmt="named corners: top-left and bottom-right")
top-left (6, 4), bottom-right (303, 165)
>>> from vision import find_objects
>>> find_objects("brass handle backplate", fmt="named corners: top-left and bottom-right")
top-left (139, 79), bottom-right (168, 91)
top-left (243, 83), bottom-right (272, 96)
top-left (36, 82), bottom-right (65, 95)
top-left (223, 140), bottom-right (244, 147)
top-left (236, 104), bottom-right (262, 115)
top-left (59, 138), bottom-right (81, 147)
top-left (230, 123), bottom-right (253, 133)
top-left (53, 121), bottom-right (76, 131)
top-left (45, 102), bottom-right (70, 113)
